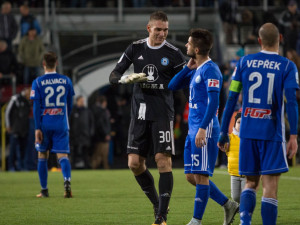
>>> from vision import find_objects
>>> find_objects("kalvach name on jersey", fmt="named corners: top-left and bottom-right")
top-left (114, 38), bottom-right (186, 121)
top-left (188, 59), bottom-right (222, 138)
top-left (30, 72), bottom-right (75, 130)
top-left (231, 51), bottom-right (299, 141)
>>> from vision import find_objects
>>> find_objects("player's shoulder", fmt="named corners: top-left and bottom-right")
top-left (203, 60), bottom-right (222, 75)
top-left (132, 38), bottom-right (147, 45)
top-left (164, 41), bottom-right (179, 51)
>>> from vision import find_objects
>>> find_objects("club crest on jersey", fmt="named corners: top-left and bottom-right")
top-left (195, 75), bottom-right (201, 83)
top-left (142, 64), bottom-right (159, 82)
top-left (208, 79), bottom-right (219, 88)
top-left (161, 57), bottom-right (169, 66)
top-left (244, 107), bottom-right (272, 119)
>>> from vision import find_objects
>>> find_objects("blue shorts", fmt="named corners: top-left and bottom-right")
top-left (239, 138), bottom-right (289, 176)
top-left (184, 134), bottom-right (219, 176)
top-left (35, 128), bottom-right (70, 154)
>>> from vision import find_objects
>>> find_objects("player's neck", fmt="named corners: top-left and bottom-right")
top-left (44, 68), bottom-right (56, 73)
top-left (261, 46), bottom-right (279, 53)
top-left (195, 55), bottom-right (209, 67)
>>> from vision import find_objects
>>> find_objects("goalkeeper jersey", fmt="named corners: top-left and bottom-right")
top-left (110, 38), bottom-right (186, 121)
top-left (231, 50), bottom-right (299, 141)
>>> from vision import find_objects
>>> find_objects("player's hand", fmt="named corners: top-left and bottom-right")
top-left (217, 132), bottom-right (229, 152)
top-left (195, 128), bottom-right (206, 148)
top-left (187, 58), bottom-right (197, 70)
top-left (118, 73), bottom-right (148, 84)
top-left (35, 129), bottom-right (43, 144)
top-left (286, 134), bottom-right (298, 159)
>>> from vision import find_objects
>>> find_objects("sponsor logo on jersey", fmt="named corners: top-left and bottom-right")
top-left (189, 103), bottom-right (197, 109)
top-left (139, 83), bottom-right (164, 89)
top-left (138, 55), bottom-right (144, 60)
top-left (142, 64), bottom-right (159, 82)
top-left (244, 107), bottom-right (272, 119)
top-left (161, 57), bottom-right (169, 66)
top-left (30, 90), bottom-right (35, 97)
top-left (195, 75), bottom-right (201, 83)
top-left (208, 79), bottom-right (219, 88)
top-left (43, 108), bottom-right (64, 115)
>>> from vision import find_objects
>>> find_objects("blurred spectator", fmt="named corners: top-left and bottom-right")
top-left (70, 0), bottom-right (87, 7)
top-left (219, 0), bottom-right (238, 44)
top-left (0, 40), bottom-right (19, 84)
top-left (279, 0), bottom-right (300, 55)
top-left (19, 4), bottom-right (41, 37)
top-left (151, 0), bottom-right (172, 7)
top-left (238, 9), bottom-right (260, 45)
top-left (0, 1), bottom-right (18, 50)
top-left (91, 95), bottom-right (111, 169)
top-left (18, 27), bottom-right (44, 84)
top-left (132, 0), bottom-right (146, 7)
top-left (23, 97), bottom-right (37, 171)
top-left (5, 87), bottom-right (31, 171)
top-left (69, 95), bottom-right (94, 169)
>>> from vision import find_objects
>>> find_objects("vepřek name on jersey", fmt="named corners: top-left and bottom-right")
top-left (41, 78), bottom-right (67, 86)
top-left (247, 60), bottom-right (281, 70)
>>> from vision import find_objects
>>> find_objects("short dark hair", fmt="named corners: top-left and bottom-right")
top-left (43, 51), bottom-right (57, 69)
top-left (234, 112), bottom-right (242, 125)
top-left (259, 23), bottom-right (279, 48)
top-left (149, 11), bottom-right (168, 22)
top-left (189, 28), bottom-right (213, 56)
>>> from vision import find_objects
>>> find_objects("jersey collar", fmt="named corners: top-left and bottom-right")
top-left (146, 38), bottom-right (166, 49)
top-left (197, 58), bottom-right (211, 70)
top-left (44, 72), bottom-right (57, 75)
top-left (261, 50), bottom-right (278, 55)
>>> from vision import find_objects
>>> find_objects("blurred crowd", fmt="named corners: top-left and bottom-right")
top-left (1, 0), bottom-right (300, 171)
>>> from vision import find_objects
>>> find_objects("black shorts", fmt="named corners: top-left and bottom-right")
top-left (127, 119), bottom-right (175, 158)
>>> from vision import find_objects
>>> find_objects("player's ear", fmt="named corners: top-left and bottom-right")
top-left (147, 23), bottom-right (151, 33)
top-left (258, 37), bottom-right (262, 46)
top-left (279, 33), bottom-right (283, 43)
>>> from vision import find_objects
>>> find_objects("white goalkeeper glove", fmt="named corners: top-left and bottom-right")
top-left (118, 73), bottom-right (148, 84)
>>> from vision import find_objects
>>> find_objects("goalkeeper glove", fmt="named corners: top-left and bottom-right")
top-left (118, 73), bottom-right (148, 84)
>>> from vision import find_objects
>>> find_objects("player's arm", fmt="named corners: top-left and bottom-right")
top-left (109, 45), bottom-right (133, 84)
top-left (218, 82), bottom-right (241, 151)
top-left (195, 91), bottom-right (219, 148)
top-left (168, 66), bottom-right (194, 90)
top-left (33, 99), bottom-right (43, 144)
top-left (285, 88), bottom-right (298, 159)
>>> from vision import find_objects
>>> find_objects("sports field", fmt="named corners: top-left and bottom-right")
top-left (0, 167), bottom-right (299, 225)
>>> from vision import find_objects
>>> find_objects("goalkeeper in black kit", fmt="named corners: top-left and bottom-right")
top-left (109, 11), bottom-right (186, 225)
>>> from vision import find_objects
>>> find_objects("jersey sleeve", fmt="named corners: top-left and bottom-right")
top-left (229, 59), bottom-right (243, 93)
top-left (173, 49), bottom-right (186, 74)
top-left (284, 61), bottom-right (300, 90)
top-left (109, 44), bottom-right (134, 84)
top-left (30, 79), bottom-right (41, 100)
top-left (204, 66), bottom-right (222, 93)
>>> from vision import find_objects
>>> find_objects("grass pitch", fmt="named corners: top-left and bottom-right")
top-left (0, 167), bottom-right (300, 225)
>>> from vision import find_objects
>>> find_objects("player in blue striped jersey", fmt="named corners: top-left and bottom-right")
top-left (169, 28), bottom-right (239, 225)
top-left (218, 23), bottom-right (299, 225)
top-left (30, 51), bottom-right (75, 198)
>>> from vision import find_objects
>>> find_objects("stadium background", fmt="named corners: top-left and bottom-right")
top-left (1, 0), bottom-right (300, 171)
